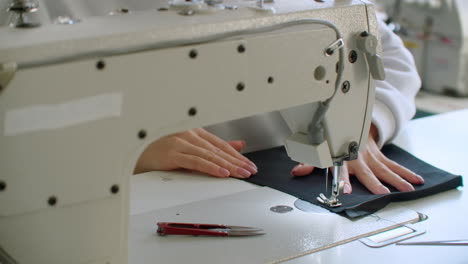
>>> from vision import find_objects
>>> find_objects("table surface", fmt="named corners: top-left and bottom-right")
top-left (130, 109), bottom-right (468, 263)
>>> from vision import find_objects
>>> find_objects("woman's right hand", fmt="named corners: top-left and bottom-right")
top-left (290, 124), bottom-right (424, 194)
top-left (134, 128), bottom-right (257, 178)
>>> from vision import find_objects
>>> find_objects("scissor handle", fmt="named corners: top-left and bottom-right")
top-left (157, 222), bottom-right (229, 236)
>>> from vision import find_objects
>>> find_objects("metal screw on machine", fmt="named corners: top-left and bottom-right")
top-left (349, 50), bottom-right (358, 63)
top-left (347, 141), bottom-right (359, 161)
top-left (341, 81), bottom-right (350, 93)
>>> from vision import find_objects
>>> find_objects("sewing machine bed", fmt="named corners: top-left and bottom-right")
top-left (129, 187), bottom-right (423, 264)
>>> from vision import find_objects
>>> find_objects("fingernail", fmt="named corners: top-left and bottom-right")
top-left (290, 164), bottom-right (304, 176)
top-left (248, 161), bottom-right (257, 170)
top-left (219, 168), bottom-right (230, 177)
top-left (244, 163), bottom-right (257, 174)
top-left (416, 174), bottom-right (425, 184)
top-left (402, 183), bottom-right (415, 192)
top-left (377, 186), bottom-right (391, 194)
top-left (291, 168), bottom-right (300, 176)
top-left (343, 184), bottom-right (352, 194)
top-left (236, 167), bottom-right (251, 178)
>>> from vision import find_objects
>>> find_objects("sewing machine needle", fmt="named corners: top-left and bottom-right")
top-left (324, 167), bottom-right (329, 195)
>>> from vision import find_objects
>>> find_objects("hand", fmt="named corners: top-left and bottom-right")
top-left (291, 124), bottom-right (425, 194)
top-left (134, 128), bottom-right (257, 178)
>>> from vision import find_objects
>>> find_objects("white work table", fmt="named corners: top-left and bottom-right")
top-left (130, 109), bottom-right (468, 263)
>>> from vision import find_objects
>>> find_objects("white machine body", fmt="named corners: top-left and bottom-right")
top-left (376, 0), bottom-right (468, 96)
top-left (0, 0), bottom-right (380, 263)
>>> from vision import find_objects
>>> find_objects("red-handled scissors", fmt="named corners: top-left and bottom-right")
top-left (156, 222), bottom-right (265, 237)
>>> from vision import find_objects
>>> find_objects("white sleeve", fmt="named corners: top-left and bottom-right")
top-left (372, 19), bottom-right (421, 148)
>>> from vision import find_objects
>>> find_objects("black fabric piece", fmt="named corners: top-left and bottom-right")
top-left (243, 144), bottom-right (463, 218)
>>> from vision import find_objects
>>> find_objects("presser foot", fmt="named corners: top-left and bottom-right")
top-left (317, 191), bottom-right (342, 207)
top-left (316, 161), bottom-right (344, 208)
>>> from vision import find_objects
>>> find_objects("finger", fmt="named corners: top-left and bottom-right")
top-left (291, 164), bottom-right (315, 176)
top-left (226, 140), bottom-right (257, 173)
top-left (367, 154), bottom-right (415, 192)
top-left (341, 163), bottom-right (352, 194)
top-left (379, 157), bottom-right (425, 184)
top-left (194, 128), bottom-right (257, 168)
top-left (178, 140), bottom-right (252, 178)
top-left (173, 153), bottom-right (231, 178)
top-left (228, 140), bottom-right (246, 152)
top-left (181, 131), bottom-right (257, 175)
top-left (349, 159), bottom-right (390, 194)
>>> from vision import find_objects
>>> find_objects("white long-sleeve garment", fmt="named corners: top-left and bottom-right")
top-left (372, 18), bottom-right (421, 147)
top-left (206, 18), bottom-right (421, 152)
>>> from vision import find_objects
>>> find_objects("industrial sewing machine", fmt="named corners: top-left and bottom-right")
top-left (0, 0), bottom-right (384, 263)
top-left (374, 0), bottom-right (468, 96)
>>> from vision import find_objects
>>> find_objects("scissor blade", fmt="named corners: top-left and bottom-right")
top-left (228, 226), bottom-right (264, 232)
top-left (227, 230), bottom-right (265, 237)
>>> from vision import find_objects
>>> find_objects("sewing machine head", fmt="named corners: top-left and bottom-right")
top-left (0, 0), bottom-right (382, 263)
